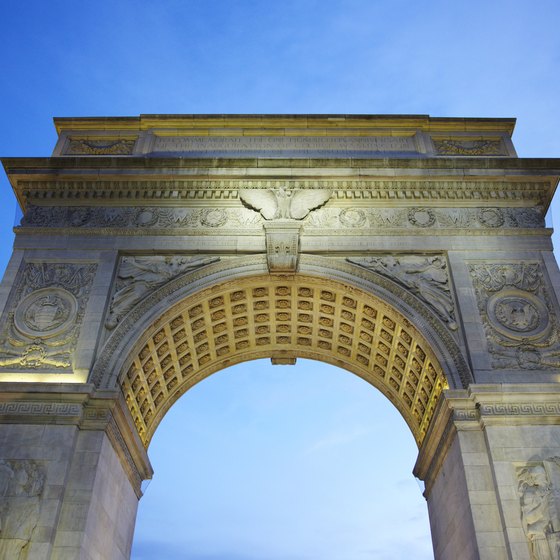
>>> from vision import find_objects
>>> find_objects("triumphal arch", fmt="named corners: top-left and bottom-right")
top-left (0, 114), bottom-right (559, 559)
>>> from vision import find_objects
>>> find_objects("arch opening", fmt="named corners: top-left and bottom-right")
top-left (131, 358), bottom-right (434, 559)
top-left (118, 274), bottom-right (449, 448)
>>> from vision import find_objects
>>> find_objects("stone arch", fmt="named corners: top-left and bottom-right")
top-left (92, 256), bottom-right (471, 448)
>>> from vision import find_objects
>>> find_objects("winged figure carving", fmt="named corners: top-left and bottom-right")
top-left (239, 188), bottom-right (331, 220)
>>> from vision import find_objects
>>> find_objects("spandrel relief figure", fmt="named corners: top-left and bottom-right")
top-left (0, 460), bottom-right (45, 558)
top-left (106, 255), bottom-right (219, 329)
top-left (348, 255), bottom-right (457, 331)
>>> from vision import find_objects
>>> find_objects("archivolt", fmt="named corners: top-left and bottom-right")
top-left (117, 273), bottom-right (449, 448)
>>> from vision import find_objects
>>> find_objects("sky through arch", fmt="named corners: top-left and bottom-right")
top-left (132, 358), bottom-right (433, 560)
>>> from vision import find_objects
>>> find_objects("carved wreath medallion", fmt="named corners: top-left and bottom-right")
top-left (487, 289), bottom-right (550, 340)
top-left (14, 287), bottom-right (78, 339)
top-left (408, 208), bottom-right (436, 227)
top-left (469, 263), bottom-right (560, 370)
top-left (0, 263), bottom-right (97, 371)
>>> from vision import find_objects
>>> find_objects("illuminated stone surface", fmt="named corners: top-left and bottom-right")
top-left (0, 114), bottom-right (559, 558)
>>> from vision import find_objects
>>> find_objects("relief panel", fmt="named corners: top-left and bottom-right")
top-left (106, 256), bottom-right (220, 330)
top-left (0, 459), bottom-right (46, 557)
top-left (517, 459), bottom-right (560, 559)
top-left (0, 263), bottom-right (97, 371)
top-left (19, 204), bottom-right (544, 232)
top-left (347, 255), bottom-right (458, 334)
top-left (469, 263), bottom-right (560, 369)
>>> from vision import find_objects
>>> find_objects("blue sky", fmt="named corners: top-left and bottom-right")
top-left (1, 1), bottom-right (559, 558)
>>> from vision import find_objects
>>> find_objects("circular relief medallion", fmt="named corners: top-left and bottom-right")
top-left (200, 208), bottom-right (228, 227)
top-left (408, 208), bottom-right (435, 228)
top-left (134, 208), bottom-right (159, 227)
top-left (486, 289), bottom-right (550, 340)
top-left (339, 209), bottom-right (366, 228)
top-left (14, 288), bottom-right (78, 339)
top-left (478, 208), bottom-right (504, 228)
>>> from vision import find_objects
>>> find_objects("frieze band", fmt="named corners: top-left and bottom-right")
top-left (19, 204), bottom-right (543, 231)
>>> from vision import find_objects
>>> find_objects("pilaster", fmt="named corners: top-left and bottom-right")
top-left (416, 385), bottom-right (560, 559)
top-left (0, 383), bottom-right (152, 559)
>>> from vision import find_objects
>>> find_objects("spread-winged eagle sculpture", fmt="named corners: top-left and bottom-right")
top-left (239, 188), bottom-right (331, 220)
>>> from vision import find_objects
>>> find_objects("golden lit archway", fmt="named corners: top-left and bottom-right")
top-left (119, 274), bottom-right (448, 448)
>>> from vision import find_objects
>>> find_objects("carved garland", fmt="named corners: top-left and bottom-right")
top-left (19, 204), bottom-right (544, 232)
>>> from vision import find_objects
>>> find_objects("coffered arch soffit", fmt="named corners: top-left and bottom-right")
top-left (91, 256), bottom-right (472, 448)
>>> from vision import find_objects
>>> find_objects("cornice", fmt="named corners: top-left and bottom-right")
top-left (5, 156), bottom-right (560, 172)
top-left (52, 114), bottom-right (517, 135)
top-left (8, 178), bottom-right (556, 213)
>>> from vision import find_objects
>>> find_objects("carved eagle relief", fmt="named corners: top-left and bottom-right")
top-left (239, 188), bottom-right (331, 220)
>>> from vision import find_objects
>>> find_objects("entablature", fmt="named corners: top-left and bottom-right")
top-left (3, 157), bottom-right (559, 212)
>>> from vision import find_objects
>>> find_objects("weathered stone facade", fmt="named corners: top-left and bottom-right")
top-left (0, 114), bottom-right (559, 558)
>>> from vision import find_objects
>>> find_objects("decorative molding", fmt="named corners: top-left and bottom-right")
top-left (19, 179), bottom-right (551, 204)
top-left (106, 256), bottom-right (220, 330)
top-left (106, 416), bottom-right (143, 496)
top-left (452, 408), bottom-right (479, 422)
top-left (0, 401), bottom-right (82, 417)
top-left (347, 255), bottom-right (458, 334)
top-left (478, 403), bottom-right (560, 416)
top-left (307, 206), bottom-right (544, 230)
top-left (0, 263), bottom-right (97, 372)
top-left (469, 263), bottom-right (560, 370)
